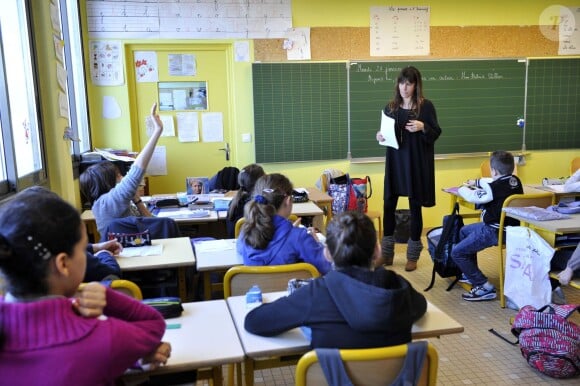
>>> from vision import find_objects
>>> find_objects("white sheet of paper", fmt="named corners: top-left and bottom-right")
top-left (120, 244), bottom-right (163, 257)
top-left (177, 112), bottom-right (199, 142)
top-left (201, 112), bottom-right (224, 142)
top-left (379, 111), bottom-right (398, 149)
top-left (146, 146), bottom-right (167, 176)
top-left (194, 239), bottom-right (234, 253)
top-left (103, 96), bottom-right (122, 119)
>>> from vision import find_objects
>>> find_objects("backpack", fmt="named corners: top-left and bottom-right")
top-left (424, 203), bottom-right (464, 291)
top-left (511, 304), bottom-right (580, 379)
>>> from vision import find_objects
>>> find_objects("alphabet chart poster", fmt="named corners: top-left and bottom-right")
top-left (86, 0), bottom-right (292, 39)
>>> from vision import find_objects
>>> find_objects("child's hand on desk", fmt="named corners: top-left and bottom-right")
top-left (73, 282), bottom-right (107, 318)
top-left (142, 342), bottom-right (172, 370)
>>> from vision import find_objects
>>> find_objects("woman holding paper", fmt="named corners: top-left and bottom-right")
top-left (375, 66), bottom-right (441, 271)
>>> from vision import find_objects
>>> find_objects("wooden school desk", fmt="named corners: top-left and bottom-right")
top-left (116, 237), bottom-right (195, 301)
top-left (194, 238), bottom-right (243, 300)
top-left (120, 300), bottom-right (244, 386)
top-left (226, 291), bottom-right (464, 386)
top-left (442, 185), bottom-right (556, 220)
top-left (503, 212), bottom-right (580, 247)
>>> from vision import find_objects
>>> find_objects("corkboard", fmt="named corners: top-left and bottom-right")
top-left (254, 26), bottom-right (558, 62)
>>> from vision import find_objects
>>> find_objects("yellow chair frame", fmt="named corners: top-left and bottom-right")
top-left (223, 263), bottom-right (321, 386)
top-left (571, 156), bottom-right (580, 174)
top-left (78, 279), bottom-right (143, 300)
top-left (481, 159), bottom-right (518, 178)
top-left (223, 262), bottom-right (320, 298)
top-left (497, 193), bottom-right (554, 308)
top-left (295, 343), bottom-right (439, 386)
top-left (549, 272), bottom-right (580, 290)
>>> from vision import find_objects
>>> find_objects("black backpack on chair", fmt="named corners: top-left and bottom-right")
top-left (424, 203), bottom-right (464, 291)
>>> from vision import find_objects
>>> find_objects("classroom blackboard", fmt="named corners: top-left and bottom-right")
top-left (349, 59), bottom-right (527, 158)
top-left (253, 62), bottom-right (348, 163)
top-left (525, 58), bottom-right (580, 151)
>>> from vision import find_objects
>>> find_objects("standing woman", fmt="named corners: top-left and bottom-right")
top-left (376, 66), bottom-right (441, 271)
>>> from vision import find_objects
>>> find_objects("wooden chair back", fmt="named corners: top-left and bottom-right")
top-left (571, 156), bottom-right (580, 174)
top-left (223, 263), bottom-right (320, 298)
top-left (497, 193), bottom-right (554, 308)
top-left (295, 343), bottom-right (439, 386)
top-left (78, 279), bottom-right (143, 300)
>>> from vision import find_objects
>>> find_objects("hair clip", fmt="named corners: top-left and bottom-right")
top-left (254, 195), bottom-right (268, 204)
top-left (27, 236), bottom-right (52, 260)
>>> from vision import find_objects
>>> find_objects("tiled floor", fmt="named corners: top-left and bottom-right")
top-left (196, 239), bottom-right (580, 385)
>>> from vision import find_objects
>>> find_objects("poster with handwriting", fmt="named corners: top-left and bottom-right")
top-left (370, 6), bottom-right (430, 57)
top-left (86, 0), bottom-right (292, 39)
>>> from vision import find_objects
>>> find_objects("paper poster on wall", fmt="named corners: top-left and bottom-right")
top-left (56, 63), bottom-right (67, 92)
top-left (134, 51), bottom-right (159, 82)
top-left (49, 1), bottom-right (62, 37)
top-left (370, 6), bottom-right (430, 56)
top-left (286, 28), bottom-right (311, 60)
top-left (176, 112), bottom-right (200, 142)
top-left (90, 40), bottom-right (124, 86)
top-left (58, 91), bottom-right (69, 118)
top-left (102, 96), bottom-right (121, 119)
top-left (559, 7), bottom-right (580, 55)
top-left (146, 114), bottom-right (175, 137)
top-left (201, 112), bottom-right (224, 142)
top-left (168, 54), bottom-right (196, 76)
top-left (234, 41), bottom-right (250, 62)
top-left (146, 146), bottom-right (167, 176)
top-left (53, 35), bottom-right (64, 64)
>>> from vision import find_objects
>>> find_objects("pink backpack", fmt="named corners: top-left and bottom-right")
top-left (511, 304), bottom-right (580, 378)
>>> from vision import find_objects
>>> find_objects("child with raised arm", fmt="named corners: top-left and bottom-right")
top-left (0, 187), bottom-right (170, 386)
top-left (451, 150), bottom-right (523, 301)
top-left (236, 173), bottom-right (332, 275)
top-left (80, 102), bottom-right (163, 238)
top-left (244, 211), bottom-right (427, 348)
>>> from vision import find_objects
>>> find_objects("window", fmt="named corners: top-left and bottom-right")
top-left (60, 0), bottom-right (91, 175)
top-left (0, 0), bottom-right (46, 199)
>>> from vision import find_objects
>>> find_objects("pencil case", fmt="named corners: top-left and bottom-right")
top-left (142, 297), bottom-right (184, 319)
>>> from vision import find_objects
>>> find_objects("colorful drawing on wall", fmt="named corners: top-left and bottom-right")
top-left (186, 176), bottom-right (209, 195)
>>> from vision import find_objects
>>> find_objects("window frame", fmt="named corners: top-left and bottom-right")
top-left (0, 0), bottom-right (48, 202)
top-left (59, 0), bottom-right (92, 179)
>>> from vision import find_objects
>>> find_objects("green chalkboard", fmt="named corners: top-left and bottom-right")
top-left (349, 59), bottom-right (527, 158)
top-left (252, 62), bottom-right (348, 163)
top-left (526, 58), bottom-right (580, 150)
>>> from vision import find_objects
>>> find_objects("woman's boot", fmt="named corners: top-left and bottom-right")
top-left (381, 235), bottom-right (395, 265)
top-left (406, 239), bottom-right (423, 271)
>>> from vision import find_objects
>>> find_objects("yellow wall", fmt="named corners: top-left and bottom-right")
top-left (33, 1), bottom-right (578, 228)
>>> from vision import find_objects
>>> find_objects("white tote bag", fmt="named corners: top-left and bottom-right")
top-left (504, 226), bottom-right (554, 309)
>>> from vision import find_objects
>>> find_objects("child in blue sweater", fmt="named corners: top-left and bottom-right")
top-left (236, 173), bottom-right (331, 275)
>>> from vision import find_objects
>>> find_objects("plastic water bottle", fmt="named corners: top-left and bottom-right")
top-left (245, 285), bottom-right (263, 310)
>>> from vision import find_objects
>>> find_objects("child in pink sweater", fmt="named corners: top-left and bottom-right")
top-left (0, 187), bottom-right (170, 386)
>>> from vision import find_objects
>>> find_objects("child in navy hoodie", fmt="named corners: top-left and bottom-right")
top-left (244, 211), bottom-right (426, 348)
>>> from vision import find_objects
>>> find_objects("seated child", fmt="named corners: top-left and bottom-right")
top-left (226, 164), bottom-right (265, 238)
top-left (0, 187), bottom-right (170, 385)
top-left (451, 150), bottom-right (523, 301)
top-left (244, 211), bottom-right (427, 348)
top-left (236, 173), bottom-right (332, 275)
top-left (555, 242), bottom-right (580, 286)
